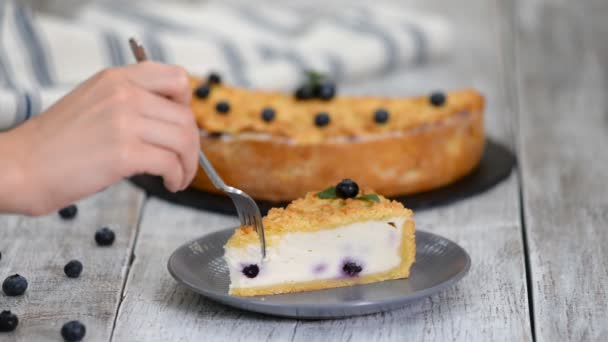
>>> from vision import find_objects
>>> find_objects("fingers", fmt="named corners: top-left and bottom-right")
top-left (123, 61), bottom-right (192, 105)
top-left (131, 86), bottom-right (197, 128)
top-left (132, 142), bottom-right (185, 192)
top-left (135, 116), bottom-right (199, 190)
top-left (85, 63), bottom-right (199, 192)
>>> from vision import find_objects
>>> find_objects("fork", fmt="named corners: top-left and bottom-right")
top-left (128, 38), bottom-right (267, 258)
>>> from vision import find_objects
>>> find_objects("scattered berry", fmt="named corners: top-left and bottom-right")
top-left (2, 274), bottom-right (28, 296)
top-left (374, 109), bottom-right (389, 124)
top-left (0, 311), bottom-right (18, 332)
top-left (295, 85), bottom-right (314, 100)
top-left (208, 72), bottom-right (222, 85)
top-left (194, 84), bottom-right (210, 99)
top-left (342, 262), bottom-right (363, 277)
top-left (336, 179), bottom-right (359, 199)
top-left (242, 264), bottom-right (259, 278)
top-left (215, 101), bottom-right (230, 114)
top-left (261, 107), bottom-right (275, 122)
top-left (429, 92), bottom-right (446, 106)
top-left (58, 205), bottom-right (78, 220)
top-left (95, 227), bottom-right (115, 247)
top-left (314, 112), bottom-right (330, 127)
top-left (61, 321), bottom-right (86, 342)
top-left (64, 260), bottom-right (83, 278)
top-left (317, 82), bottom-right (336, 100)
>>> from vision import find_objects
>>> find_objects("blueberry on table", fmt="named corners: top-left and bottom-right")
top-left (2, 274), bottom-right (28, 296)
top-left (314, 112), bottom-right (331, 127)
top-left (194, 84), bottom-right (210, 99)
top-left (64, 260), bottom-right (83, 278)
top-left (242, 264), bottom-right (259, 278)
top-left (95, 227), bottom-right (115, 246)
top-left (374, 109), bottom-right (389, 124)
top-left (58, 205), bottom-right (78, 220)
top-left (215, 101), bottom-right (230, 114)
top-left (261, 107), bottom-right (275, 122)
top-left (342, 262), bottom-right (363, 277)
top-left (0, 311), bottom-right (18, 332)
top-left (317, 82), bottom-right (336, 100)
top-left (336, 179), bottom-right (359, 199)
top-left (61, 320), bottom-right (86, 342)
top-left (429, 91), bottom-right (446, 107)
top-left (208, 72), bottom-right (222, 85)
top-left (295, 85), bottom-right (314, 100)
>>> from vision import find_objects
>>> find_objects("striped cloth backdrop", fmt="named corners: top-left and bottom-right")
top-left (0, 0), bottom-right (451, 131)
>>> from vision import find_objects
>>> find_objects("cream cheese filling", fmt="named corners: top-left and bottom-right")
top-left (224, 217), bottom-right (407, 289)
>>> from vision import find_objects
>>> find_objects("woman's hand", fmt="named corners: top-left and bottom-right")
top-left (0, 62), bottom-right (200, 216)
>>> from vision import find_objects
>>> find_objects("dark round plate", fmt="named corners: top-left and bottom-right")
top-left (167, 228), bottom-right (471, 319)
top-left (131, 139), bottom-right (514, 215)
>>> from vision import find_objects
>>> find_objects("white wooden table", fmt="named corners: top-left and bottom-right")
top-left (2, 0), bottom-right (607, 340)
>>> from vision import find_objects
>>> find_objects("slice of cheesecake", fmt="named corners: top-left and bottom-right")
top-left (223, 179), bottom-right (416, 296)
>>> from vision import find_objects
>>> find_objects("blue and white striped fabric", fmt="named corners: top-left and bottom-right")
top-left (0, 0), bottom-right (451, 131)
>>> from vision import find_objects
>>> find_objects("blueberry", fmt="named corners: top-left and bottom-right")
top-left (215, 101), bottom-right (230, 114)
top-left (2, 274), bottom-right (28, 296)
top-left (261, 107), bottom-right (275, 122)
top-left (61, 321), bottom-right (86, 342)
top-left (342, 262), bottom-right (363, 277)
top-left (314, 112), bottom-right (330, 127)
top-left (335, 179), bottom-right (359, 199)
top-left (295, 85), bottom-right (314, 100)
top-left (0, 310), bottom-right (18, 332)
top-left (317, 82), bottom-right (336, 100)
top-left (374, 109), bottom-right (389, 124)
top-left (194, 84), bottom-right (210, 99)
top-left (208, 72), bottom-right (222, 85)
top-left (95, 227), bottom-right (115, 247)
top-left (242, 264), bottom-right (259, 278)
top-left (64, 260), bottom-right (83, 278)
top-left (429, 91), bottom-right (446, 106)
top-left (58, 205), bottom-right (78, 220)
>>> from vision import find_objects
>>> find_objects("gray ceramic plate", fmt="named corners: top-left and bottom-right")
top-left (168, 228), bottom-right (471, 319)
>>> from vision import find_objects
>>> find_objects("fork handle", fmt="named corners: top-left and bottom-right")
top-left (198, 151), bottom-right (227, 190)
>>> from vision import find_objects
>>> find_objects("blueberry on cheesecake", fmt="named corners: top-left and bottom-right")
top-left (223, 179), bottom-right (416, 296)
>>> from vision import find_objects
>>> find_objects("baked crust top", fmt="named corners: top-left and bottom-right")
top-left (225, 190), bottom-right (413, 248)
top-left (190, 78), bottom-right (484, 144)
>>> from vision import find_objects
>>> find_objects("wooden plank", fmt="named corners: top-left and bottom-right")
top-left (515, 0), bottom-right (608, 340)
top-left (113, 0), bottom-right (532, 339)
top-left (110, 199), bottom-right (297, 342)
top-left (0, 182), bottom-right (144, 341)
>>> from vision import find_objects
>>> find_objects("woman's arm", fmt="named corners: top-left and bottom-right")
top-left (0, 129), bottom-right (30, 214)
top-left (0, 61), bottom-right (200, 216)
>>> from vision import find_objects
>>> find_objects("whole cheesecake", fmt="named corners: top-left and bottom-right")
top-left (189, 75), bottom-right (485, 202)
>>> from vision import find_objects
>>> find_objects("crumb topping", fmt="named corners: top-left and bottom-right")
top-left (225, 190), bottom-right (412, 248)
top-left (190, 78), bottom-right (484, 144)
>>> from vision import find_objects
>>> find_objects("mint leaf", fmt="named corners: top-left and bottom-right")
top-left (305, 70), bottom-right (326, 87)
top-left (355, 194), bottom-right (380, 203)
top-left (317, 186), bottom-right (337, 199)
